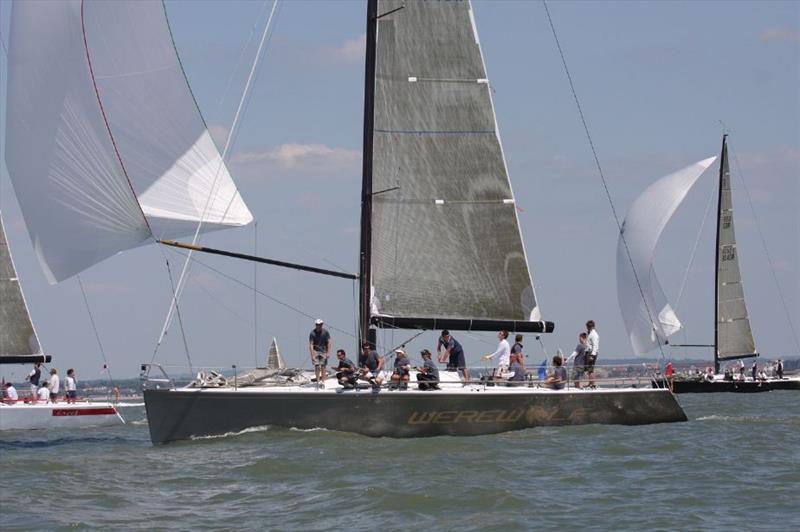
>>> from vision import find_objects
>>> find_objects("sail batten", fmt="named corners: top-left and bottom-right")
top-left (368, 0), bottom-right (542, 327)
top-left (4, 0), bottom-right (252, 284)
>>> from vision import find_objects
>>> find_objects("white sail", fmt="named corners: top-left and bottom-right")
top-left (617, 157), bottom-right (716, 355)
top-left (4, 0), bottom-right (252, 284)
top-left (267, 337), bottom-right (284, 370)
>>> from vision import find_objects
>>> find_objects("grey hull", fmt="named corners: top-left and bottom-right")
top-left (144, 388), bottom-right (687, 445)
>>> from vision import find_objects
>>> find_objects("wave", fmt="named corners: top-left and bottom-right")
top-left (188, 425), bottom-right (271, 441)
top-left (116, 402), bottom-right (145, 408)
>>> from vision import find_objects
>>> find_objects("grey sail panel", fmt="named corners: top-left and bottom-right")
top-left (716, 140), bottom-right (756, 359)
top-left (370, 0), bottom-right (540, 324)
top-left (0, 214), bottom-right (42, 361)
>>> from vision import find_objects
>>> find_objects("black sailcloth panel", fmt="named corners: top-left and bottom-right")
top-left (370, 0), bottom-right (540, 324)
top-left (0, 215), bottom-right (43, 361)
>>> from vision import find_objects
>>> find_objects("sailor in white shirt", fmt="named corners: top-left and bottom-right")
top-left (65, 369), bottom-right (77, 403)
top-left (482, 330), bottom-right (511, 378)
top-left (48, 368), bottom-right (60, 403)
top-left (37, 382), bottom-right (50, 402)
top-left (586, 320), bottom-right (599, 388)
top-left (4, 383), bottom-right (19, 402)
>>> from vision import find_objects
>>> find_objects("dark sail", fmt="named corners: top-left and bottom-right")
top-left (0, 214), bottom-right (48, 364)
top-left (715, 136), bottom-right (756, 363)
top-left (366, 0), bottom-right (548, 332)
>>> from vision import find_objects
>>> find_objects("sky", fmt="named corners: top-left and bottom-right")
top-left (1, 0), bottom-right (798, 380)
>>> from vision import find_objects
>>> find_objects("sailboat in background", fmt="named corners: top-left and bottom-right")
top-left (0, 214), bottom-right (124, 430)
top-left (4, 0), bottom-right (687, 443)
top-left (617, 135), bottom-right (799, 393)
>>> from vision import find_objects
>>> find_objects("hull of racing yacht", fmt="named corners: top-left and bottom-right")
top-left (143, 386), bottom-right (687, 444)
top-left (658, 377), bottom-right (800, 393)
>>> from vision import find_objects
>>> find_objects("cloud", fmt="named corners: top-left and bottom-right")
top-left (232, 143), bottom-right (361, 178)
top-left (322, 34), bottom-right (366, 63)
top-left (760, 27), bottom-right (800, 43)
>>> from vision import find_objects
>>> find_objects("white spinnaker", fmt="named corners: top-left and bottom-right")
top-left (616, 157), bottom-right (716, 355)
top-left (4, 0), bottom-right (252, 284)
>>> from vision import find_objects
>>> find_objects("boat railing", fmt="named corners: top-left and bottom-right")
top-left (136, 361), bottom-right (666, 391)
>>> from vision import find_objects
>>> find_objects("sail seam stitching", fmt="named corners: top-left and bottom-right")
top-left (79, 0), bottom-right (153, 237)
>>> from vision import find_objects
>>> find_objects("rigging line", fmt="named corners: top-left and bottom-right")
top-left (165, 247), bottom-right (357, 340)
top-left (151, 239), bottom-right (194, 364)
top-left (542, 0), bottom-right (667, 362)
top-left (730, 148), bottom-right (800, 355)
top-left (217, 0), bottom-right (272, 109)
top-left (254, 221), bottom-right (258, 367)
top-left (157, 0), bottom-right (279, 347)
top-left (76, 275), bottom-right (114, 387)
top-left (675, 177), bottom-right (718, 312)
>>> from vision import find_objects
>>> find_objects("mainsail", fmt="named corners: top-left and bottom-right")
top-left (367, 0), bottom-right (548, 332)
top-left (0, 214), bottom-right (46, 364)
top-left (4, 0), bottom-right (252, 284)
top-left (616, 157), bottom-right (716, 355)
top-left (715, 136), bottom-right (756, 361)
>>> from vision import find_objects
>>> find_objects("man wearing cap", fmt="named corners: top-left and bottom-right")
top-left (437, 330), bottom-right (469, 383)
top-left (390, 349), bottom-right (411, 390)
top-left (309, 319), bottom-right (332, 387)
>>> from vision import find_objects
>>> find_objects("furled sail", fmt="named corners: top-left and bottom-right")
top-left (0, 214), bottom-right (45, 364)
top-left (4, 0), bottom-right (252, 284)
top-left (617, 157), bottom-right (716, 355)
top-left (368, 0), bottom-right (547, 332)
top-left (716, 137), bottom-right (756, 360)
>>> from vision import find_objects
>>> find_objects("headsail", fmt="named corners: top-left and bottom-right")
top-left (715, 136), bottom-right (756, 361)
top-left (367, 0), bottom-right (549, 332)
top-left (0, 214), bottom-right (47, 364)
top-left (4, 0), bottom-right (252, 284)
top-left (266, 337), bottom-right (285, 370)
top-left (616, 157), bottom-right (716, 355)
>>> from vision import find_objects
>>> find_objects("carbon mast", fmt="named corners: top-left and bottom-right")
top-left (713, 135), bottom-right (725, 373)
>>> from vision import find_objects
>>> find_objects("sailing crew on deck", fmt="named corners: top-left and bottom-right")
top-left (3, 382), bottom-right (19, 403)
top-left (48, 368), bottom-right (60, 403)
top-left (437, 330), bottom-right (469, 383)
top-left (64, 369), bottom-right (77, 403)
top-left (511, 334), bottom-right (524, 365)
top-left (358, 341), bottom-right (386, 389)
top-left (333, 349), bottom-right (357, 389)
top-left (391, 349), bottom-right (411, 390)
top-left (567, 332), bottom-right (589, 389)
top-left (415, 349), bottom-right (440, 390)
top-left (751, 361), bottom-right (758, 381)
top-left (777, 359), bottom-right (784, 379)
top-left (309, 319), bottom-right (332, 386)
top-left (482, 330), bottom-right (511, 379)
top-left (507, 353), bottom-right (526, 386)
top-left (545, 355), bottom-right (567, 390)
top-left (26, 362), bottom-right (42, 398)
top-left (37, 381), bottom-right (50, 403)
top-left (586, 320), bottom-right (599, 388)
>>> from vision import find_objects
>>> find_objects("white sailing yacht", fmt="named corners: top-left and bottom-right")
top-left (0, 214), bottom-right (124, 430)
top-left (616, 135), bottom-right (799, 393)
top-left (4, 0), bottom-right (686, 443)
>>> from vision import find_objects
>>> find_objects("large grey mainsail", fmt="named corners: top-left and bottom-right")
top-left (715, 136), bottom-right (756, 361)
top-left (0, 213), bottom-right (44, 364)
top-left (368, 0), bottom-right (544, 331)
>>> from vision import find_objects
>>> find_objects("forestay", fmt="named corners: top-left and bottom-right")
top-left (716, 139), bottom-right (756, 359)
top-left (4, 0), bottom-right (252, 284)
top-left (616, 157), bottom-right (716, 355)
top-left (369, 0), bottom-right (541, 327)
top-left (0, 215), bottom-right (42, 362)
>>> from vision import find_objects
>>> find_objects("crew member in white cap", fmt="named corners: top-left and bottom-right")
top-left (390, 349), bottom-right (411, 390)
top-left (309, 319), bottom-right (331, 387)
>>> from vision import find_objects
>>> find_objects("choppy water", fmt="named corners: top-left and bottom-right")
top-left (1, 392), bottom-right (798, 530)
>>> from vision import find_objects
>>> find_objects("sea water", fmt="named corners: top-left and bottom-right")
top-left (1, 392), bottom-right (798, 530)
